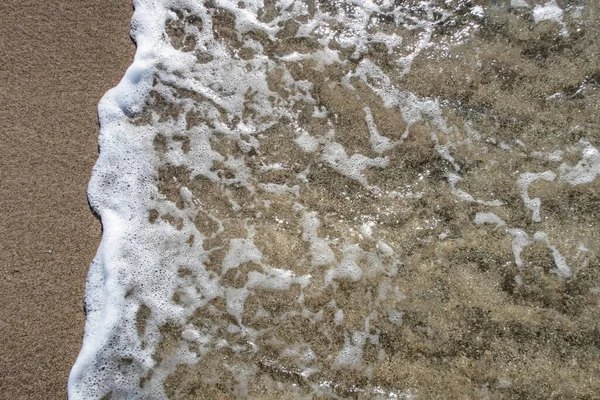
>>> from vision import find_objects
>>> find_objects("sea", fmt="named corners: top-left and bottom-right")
top-left (69, 0), bottom-right (600, 398)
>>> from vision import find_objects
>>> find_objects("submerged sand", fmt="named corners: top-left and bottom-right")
top-left (73, 1), bottom-right (600, 399)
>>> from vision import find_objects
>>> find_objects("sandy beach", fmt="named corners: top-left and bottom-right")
top-left (0, 1), bottom-right (133, 398)
top-left (3, 1), bottom-right (599, 398)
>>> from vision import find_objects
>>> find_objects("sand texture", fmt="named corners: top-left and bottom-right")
top-left (0, 1), bottom-right (133, 398)
top-left (2, 1), bottom-right (600, 399)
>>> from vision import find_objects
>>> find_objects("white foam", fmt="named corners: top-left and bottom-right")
top-left (302, 211), bottom-right (337, 268)
top-left (322, 141), bottom-right (389, 191)
top-left (69, 0), bottom-right (587, 397)
top-left (511, 0), bottom-right (530, 9)
top-left (477, 220), bottom-right (573, 278)
top-left (560, 141), bottom-right (600, 185)
top-left (474, 212), bottom-right (506, 228)
top-left (533, 232), bottom-right (572, 277)
top-left (388, 311), bottom-right (403, 326)
top-left (532, 1), bottom-right (568, 36)
top-left (294, 131), bottom-right (320, 153)
top-left (364, 107), bottom-right (394, 154)
top-left (448, 172), bottom-right (504, 206)
top-left (516, 171), bottom-right (557, 222)
top-left (326, 244), bottom-right (364, 284)
top-left (507, 228), bottom-right (532, 268)
top-left (471, 6), bottom-right (485, 18)
top-left (334, 331), bottom-right (367, 369)
top-left (222, 237), bottom-right (262, 274)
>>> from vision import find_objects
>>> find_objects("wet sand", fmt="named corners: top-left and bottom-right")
top-left (76, 2), bottom-right (599, 398)
top-left (0, 1), bottom-right (133, 398)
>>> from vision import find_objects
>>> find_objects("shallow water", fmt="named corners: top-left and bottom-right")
top-left (70, 1), bottom-right (600, 398)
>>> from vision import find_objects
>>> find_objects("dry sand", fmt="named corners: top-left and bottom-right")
top-left (0, 1), bottom-right (133, 398)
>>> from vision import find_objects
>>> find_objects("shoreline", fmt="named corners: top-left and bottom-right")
top-left (0, 1), bottom-right (134, 398)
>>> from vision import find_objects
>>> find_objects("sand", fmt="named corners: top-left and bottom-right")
top-left (0, 1), bottom-right (133, 398)
top-left (3, 1), bottom-right (599, 399)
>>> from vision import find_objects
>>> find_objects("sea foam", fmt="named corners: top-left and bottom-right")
top-left (70, 0), bottom-right (599, 398)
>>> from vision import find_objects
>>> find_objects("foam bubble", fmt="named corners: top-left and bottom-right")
top-left (533, 1), bottom-right (568, 36)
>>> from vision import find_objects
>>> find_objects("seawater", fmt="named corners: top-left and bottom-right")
top-left (70, 0), bottom-right (600, 398)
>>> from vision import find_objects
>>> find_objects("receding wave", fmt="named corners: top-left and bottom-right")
top-left (70, 0), bottom-right (600, 398)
